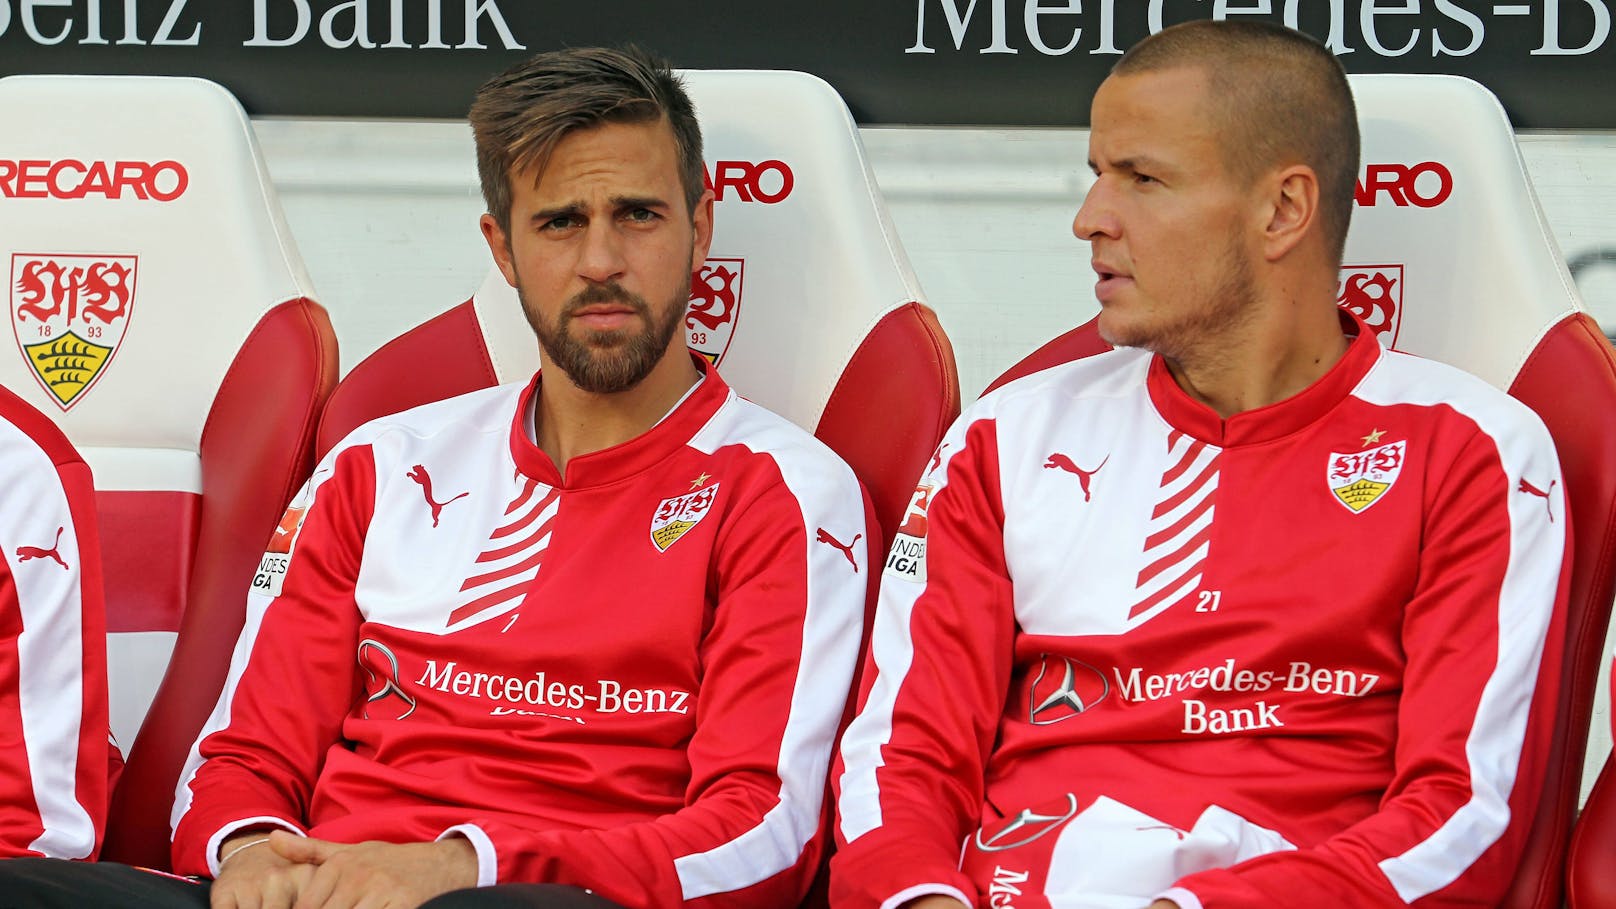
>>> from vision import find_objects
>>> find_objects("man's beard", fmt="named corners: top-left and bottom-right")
top-left (520, 279), bottom-right (687, 394)
top-left (1101, 236), bottom-right (1258, 362)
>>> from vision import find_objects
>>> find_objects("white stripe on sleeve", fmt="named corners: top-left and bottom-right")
top-left (0, 421), bottom-right (95, 858)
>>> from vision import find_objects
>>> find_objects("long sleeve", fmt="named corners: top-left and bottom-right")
top-left (169, 446), bottom-right (375, 876)
top-left (832, 418), bottom-right (1016, 909)
top-left (0, 409), bottom-right (109, 860)
top-left (455, 457), bottom-right (871, 907)
top-left (1169, 419), bottom-right (1570, 908)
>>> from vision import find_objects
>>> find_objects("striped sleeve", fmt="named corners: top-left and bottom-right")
top-left (460, 428), bottom-right (871, 907)
top-left (832, 415), bottom-right (1014, 909)
top-left (1175, 385), bottom-right (1569, 907)
top-left (169, 445), bottom-right (375, 876)
top-left (0, 402), bottom-right (109, 859)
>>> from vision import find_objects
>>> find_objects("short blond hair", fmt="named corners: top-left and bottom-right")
top-left (1117, 20), bottom-right (1359, 266)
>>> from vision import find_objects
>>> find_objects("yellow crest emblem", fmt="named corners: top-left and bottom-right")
top-left (1327, 440), bottom-right (1406, 513)
top-left (10, 253), bottom-right (137, 410)
top-left (650, 483), bottom-right (720, 552)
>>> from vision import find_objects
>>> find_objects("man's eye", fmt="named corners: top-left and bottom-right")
top-left (542, 216), bottom-right (576, 231)
top-left (625, 208), bottom-right (658, 223)
top-left (1133, 173), bottom-right (1157, 185)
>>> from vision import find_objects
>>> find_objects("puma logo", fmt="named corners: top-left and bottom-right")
top-left (408, 465), bottom-right (469, 528)
top-left (1517, 477), bottom-right (1556, 523)
top-left (815, 528), bottom-right (861, 572)
top-left (16, 527), bottom-right (67, 569)
top-left (1044, 453), bottom-right (1108, 502)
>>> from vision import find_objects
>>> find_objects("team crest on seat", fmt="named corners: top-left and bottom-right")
top-left (650, 483), bottom-right (720, 552)
top-left (1336, 264), bottom-right (1403, 349)
top-left (1327, 440), bottom-right (1406, 513)
top-left (686, 258), bottom-right (743, 365)
top-left (10, 253), bottom-right (137, 410)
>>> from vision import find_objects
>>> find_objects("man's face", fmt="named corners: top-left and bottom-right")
top-left (1073, 67), bottom-right (1259, 357)
top-left (481, 118), bottom-right (713, 394)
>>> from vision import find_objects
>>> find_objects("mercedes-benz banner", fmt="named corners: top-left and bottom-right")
top-left (0, 1), bottom-right (1611, 127)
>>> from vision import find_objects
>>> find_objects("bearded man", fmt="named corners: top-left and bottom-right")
top-left (1, 45), bottom-right (871, 909)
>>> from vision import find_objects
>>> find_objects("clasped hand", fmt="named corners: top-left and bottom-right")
top-left (210, 830), bottom-right (478, 909)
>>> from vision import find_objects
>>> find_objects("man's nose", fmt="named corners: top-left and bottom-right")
top-left (577, 223), bottom-right (628, 283)
top-left (1072, 179), bottom-right (1117, 242)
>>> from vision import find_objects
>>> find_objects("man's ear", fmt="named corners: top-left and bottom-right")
top-left (1260, 165), bottom-right (1320, 263)
top-left (479, 213), bottom-right (519, 288)
top-left (689, 189), bottom-right (716, 271)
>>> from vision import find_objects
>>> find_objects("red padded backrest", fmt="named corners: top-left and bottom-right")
top-left (988, 76), bottom-right (1616, 909)
top-left (0, 75), bottom-right (339, 869)
top-left (315, 300), bottom-right (496, 458)
top-left (1570, 752), bottom-right (1616, 908)
top-left (1505, 315), bottom-right (1616, 908)
top-left (107, 298), bottom-right (336, 869)
top-left (817, 301), bottom-right (959, 553)
top-left (984, 316), bottom-right (1111, 396)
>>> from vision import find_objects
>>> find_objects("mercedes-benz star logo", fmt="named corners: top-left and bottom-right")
top-left (974, 793), bottom-right (1080, 852)
top-left (357, 638), bottom-right (417, 720)
top-left (1028, 655), bottom-right (1109, 725)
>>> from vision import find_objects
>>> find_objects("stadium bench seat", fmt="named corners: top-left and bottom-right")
top-left (0, 74), bottom-right (339, 868)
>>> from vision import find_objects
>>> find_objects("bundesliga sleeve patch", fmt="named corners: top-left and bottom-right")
top-left (885, 483), bottom-right (933, 583)
top-left (252, 488), bottom-right (313, 598)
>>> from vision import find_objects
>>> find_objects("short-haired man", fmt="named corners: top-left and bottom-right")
top-left (0, 46), bottom-right (870, 909)
top-left (833, 20), bottom-right (1568, 909)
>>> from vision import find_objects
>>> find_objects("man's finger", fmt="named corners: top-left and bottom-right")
top-left (350, 886), bottom-right (398, 909)
top-left (225, 886), bottom-right (260, 909)
top-left (261, 872), bottom-right (299, 909)
top-left (300, 860), bottom-right (366, 909)
top-left (209, 886), bottom-right (240, 909)
top-left (270, 831), bottom-right (342, 864)
top-left (291, 862), bottom-right (339, 909)
top-left (311, 867), bottom-right (372, 909)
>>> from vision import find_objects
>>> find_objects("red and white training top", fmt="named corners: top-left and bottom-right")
top-left (0, 383), bottom-right (110, 859)
top-left (834, 321), bottom-right (1569, 909)
top-left (172, 358), bottom-right (874, 907)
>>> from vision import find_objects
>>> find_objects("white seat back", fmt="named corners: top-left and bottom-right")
top-left (0, 74), bottom-right (323, 745)
top-left (1340, 74), bottom-right (1583, 387)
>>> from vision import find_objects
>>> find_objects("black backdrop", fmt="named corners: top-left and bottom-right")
top-left (0, 1), bottom-right (1612, 126)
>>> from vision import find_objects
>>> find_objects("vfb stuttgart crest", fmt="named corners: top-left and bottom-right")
top-left (10, 253), bottom-right (137, 410)
top-left (686, 258), bottom-right (743, 366)
top-left (1337, 264), bottom-right (1403, 349)
top-left (651, 483), bottom-right (719, 552)
top-left (1327, 440), bottom-right (1406, 513)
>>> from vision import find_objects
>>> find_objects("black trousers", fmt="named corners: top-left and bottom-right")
top-left (0, 858), bottom-right (626, 909)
